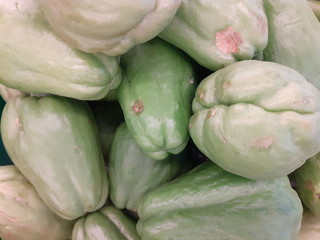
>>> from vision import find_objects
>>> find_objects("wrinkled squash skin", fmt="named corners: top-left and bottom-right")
top-left (72, 206), bottom-right (140, 240)
top-left (118, 38), bottom-right (196, 160)
top-left (0, 0), bottom-right (121, 100)
top-left (190, 60), bottom-right (320, 180)
top-left (109, 123), bottom-right (192, 211)
top-left (263, 0), bottom-right (320, 89)
top-left (159, 0), bottom-right (268, 71)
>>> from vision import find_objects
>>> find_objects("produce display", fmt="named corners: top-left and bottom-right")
top-left (1, 0), bottom-right (320, 239)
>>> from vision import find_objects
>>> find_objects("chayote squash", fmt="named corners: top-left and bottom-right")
top-left (0, 0), bottom-right (121, 100)
top-left (263, 0), bottom-right (320, 89)
top-left (308, 1), bottom-right (320, 20)
top-left (0, 85), bottom-right (22, 102)
top-left (0, 165), bottom-right (74, 240)
top-left (39, 0), bottom-right (181, 56)
top-left (118, 38), bottom-right (196, 160)
top-left (0, 98), bottom-right (12, 166)
top-left (137, 162), bottom-right (303, 240)
top-left (159, 0), bottom-right (268, 71)
top-left (109, 123), bottom-right (192, 211)
top-left (72, 205), bottom-right (140, 240)
top-left (1, 95), bottom-right (108, 220)
top-left (297, 210), bottom-right (320, 240)
top-left (292, 152), bottom-right (320, 217)
top-left (89, 101), bottom-right (124, 161)
top-left (189, 60), bottom-right (320, 180)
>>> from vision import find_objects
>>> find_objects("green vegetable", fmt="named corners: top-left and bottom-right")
top-left (293, 153), bottom-right (320, 217)
top-left (109, 123), bottom-right (192, 211)
top-left (72, 205), bottom-right (140, 240)
top-left (1, 95), bottom-right (108, 220)
top-left (39, 0), bottom-right (181, 56)
top-left (118, 38), bottom-right (196, 160)
top-left (189, 60), bottom-right (320, 180)
top-left (137, 162), bottom-right (303, 240)
top-left (0, 0), bottom-right (121, 100)
top-left (159, 0), bottom-right (268, 71)
top-left (263, 0), bottom-right (320, 89)
top-left (0, 165), bottom-right (74, 240)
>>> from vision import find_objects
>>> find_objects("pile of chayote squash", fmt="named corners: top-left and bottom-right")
top-left (1, 0), bottom-right (320, 239)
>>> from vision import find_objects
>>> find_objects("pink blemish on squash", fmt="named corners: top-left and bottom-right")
top-left (306, 180), bottom-right (315, 191)
top-left (292, 97), bottom-right (311, 106)
top-left (198, 90), bottom-right (204, 99)
top-left (253, 136), bottom-right (273, 150)
top-left (252, 12), bottom-right (267, 35)
top-left (220, 134), bottom-right (227, 143)
top-left (132, 100), bottom-right (144, 114)
top-left (208, 108), bottom-right (217, 118)
top-left (315, 192), bottom-right (320, 199)
top-left (216, 26), bottom-right (242, 54)
top-left (223, 81), bottom-right (231, 89)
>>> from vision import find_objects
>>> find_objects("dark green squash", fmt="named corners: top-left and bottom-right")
top-left (137, 162), bottom-right (303, 240)
top-left (109, 123), bottom-right (192, 211)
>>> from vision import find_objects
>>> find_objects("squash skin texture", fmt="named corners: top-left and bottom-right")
top-left (0, 95), bottom-right (108, 220)
top-left (0, 84), bottom-right (22, 102)
top-left (159, 0), bottom-right (268, 71)
top-left (297, 211), bottom-right (320, 240)
top-left (189, 60), bottom-right (320, 180)
top-left (293, 152), bottom-right (320, 217)
top-left (308, 1), bottom-right (320, 21)
top-left (263, 0), bottom-right (320, 90)
top-left (137, 162), bottom-right (303, 240)
top-left (118, 38), bottom-right (196, 160)
top-left (109, 123), bottom-right (191, 211)
top-left (72, 206), bottom-right (140, 240)
top-left (0, 0), bottom-right (121, 100)
top-left (0, 165), bottom-right (74, 240)
top-left (39, 0), bottom-right (181, 56)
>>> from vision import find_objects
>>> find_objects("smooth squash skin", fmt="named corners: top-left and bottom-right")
top-left (72, 206), bottom-right (140, 240)
top-left (0, 165), bottom-right (74, 240)
top-left (0, 0), bottom-right (121, 100)
top-left (159, 0), bottom-right (268, 71)
top-left (118, 38), bottom-right (196, 160)
top-left (39, 0), bottom-right (181, 56)
top-left (263, 0), bottom-right (320, 90)
top-left (0, 95), bottom-right (108, 220)
top-left (109, 123), bottom-right (192, 211)
top-left (189, 60), bottom-right (320, 180)
top-left (137, 162), bottom-right (303, 240)
top-left (292, 153), bottom-right (320, 217)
